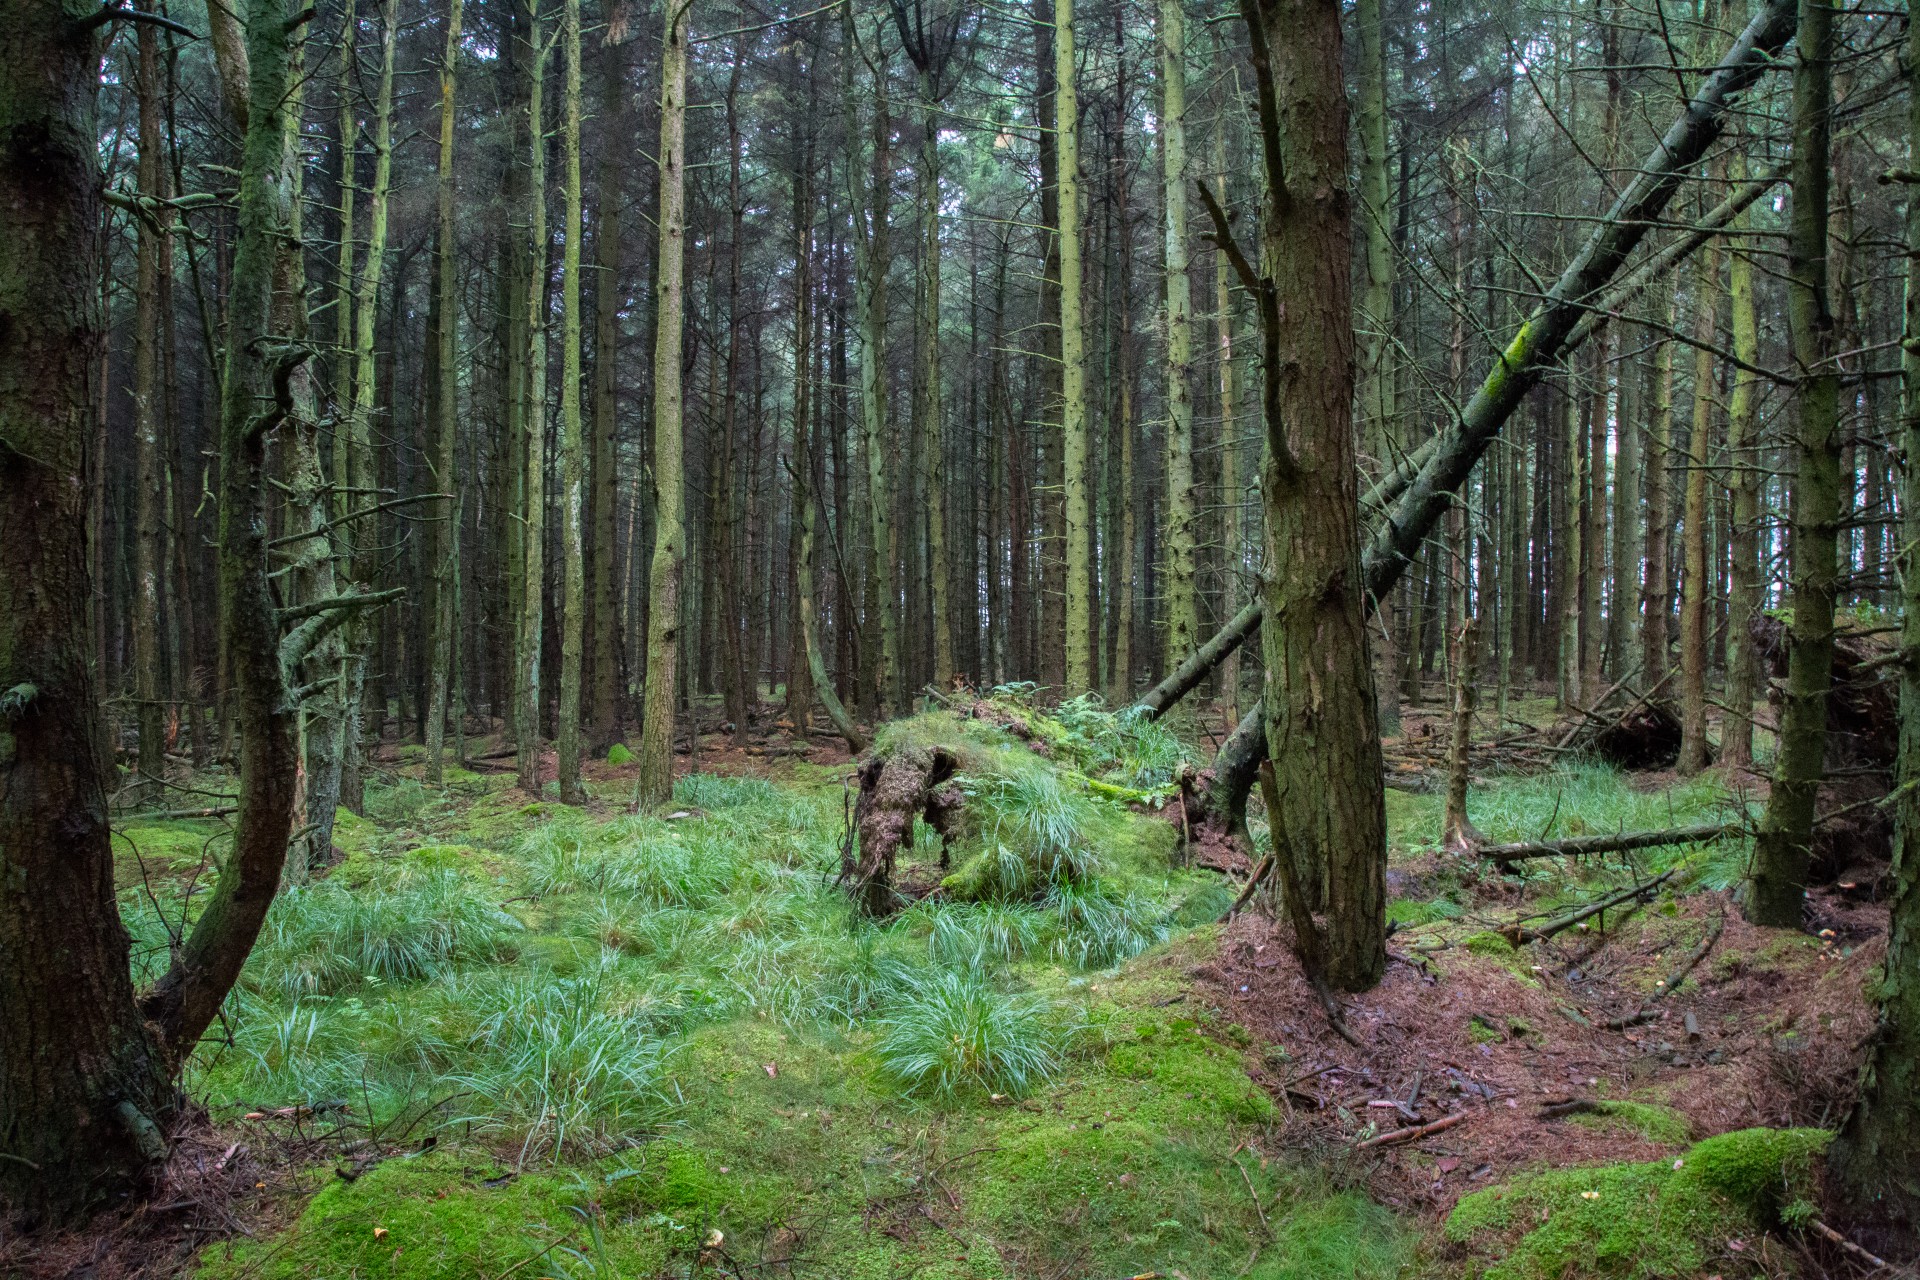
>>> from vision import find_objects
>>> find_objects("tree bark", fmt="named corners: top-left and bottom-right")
top-left (1159, 0), bottom-right (1197, 677)
top-left (635, 0), bottom-right (689, 809)
top-left (1057, 0), bottom-right (1093, 693)
top-left (1829, 0), bottom-right (1920, 1218)
top-left (424, 0), bottom-right (463, 786)
top-left (514, 0), bottom-right (550, 795)
top-left (556, 0), bottom-right (587, 804)
top-left (1748, 0), bottom-right (1838, 926)
top-left (0, 0), bottom-right (177, 1219)
top-left (1242, 0), bottom-right (1386, 991)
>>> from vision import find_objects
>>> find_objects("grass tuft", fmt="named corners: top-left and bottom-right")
top-left (873, 970), bottom-right (1062, 1099)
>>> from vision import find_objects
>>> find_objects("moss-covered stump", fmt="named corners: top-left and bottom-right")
top-left (1445, 1127), bottom-right (1829, 1279)
top-left (843, 742), bottom-right (961, 915)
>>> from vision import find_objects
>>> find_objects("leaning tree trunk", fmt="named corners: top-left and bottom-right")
top-left (1829, 0), bottom-right (1920, 1221)
top-left (1748, 0), bottom-right (1838, 927)
top-left (0, 0), bottom-right (176, 1220)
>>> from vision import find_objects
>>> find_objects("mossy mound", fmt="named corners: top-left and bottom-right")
top-left (1446, 1127), bottom-right (1829, 1279)
top-left (606, 742), bottom-right (636, 765)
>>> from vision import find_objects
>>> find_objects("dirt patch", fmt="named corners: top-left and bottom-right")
top-left (1192, 890), bottom-right (1882, 1215)
top-left (0, 1114), bottom-right (288, 1280)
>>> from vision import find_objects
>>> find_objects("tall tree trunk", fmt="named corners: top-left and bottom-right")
top-left (1829, 0), bottom-right (1920, 1217)
top-left (556, 0), bottom-right (587, 803)
top-left (1723, 155), bottom-right (1762, 770)
top-left (424, 0), bottom-right (464, 785)
top-left (785, 120), bottom-right (817, 731)
top-left (1678, 215), bottom-right (1722, 776)
top-left (1242, 0), bottom-right (1386, 991)
top-left (0, 0), bottom-right (175, 1219)
top-left (1159, 0), bottom-right (1197, 676)
top-left (588, 34), bottom-right (625, 754)
top-left (514, 0), bottom-right (550, 794)
top-left (845, 16), bottom-right (899, 715)
top-left (133, 23), bottom-right (172, 802)
top-left (1355, 0), bottom-right (1396, 733)
top-left (338, 0), bottom-right (396, 812)
top-left (1056, 0), bottom-right (1092, 693)
top-left (1642, 320), bottom-right (1674, 688)
top-left (1748, 0), bottom-right (1838, 926)
top-left (635, 0), bottom-right (689, 808)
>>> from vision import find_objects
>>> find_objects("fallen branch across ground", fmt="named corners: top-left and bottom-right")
top-left (1604, 915), bottom-right (1726, 1030)
top-left (1354, 1110), bottom-right (1469, 1150)
top-left (1500, 871), bottom-right (1676, 946)
top-left (1478, 823), bottom-right (1738, 865)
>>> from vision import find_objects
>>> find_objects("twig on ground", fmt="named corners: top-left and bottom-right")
top-left (1354, 1110), bottom-right (1470, 1150)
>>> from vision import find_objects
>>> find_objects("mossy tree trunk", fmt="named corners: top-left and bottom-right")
top-left (1748, 0), bottom-right (1838, 926)
top-left (1158, 0), bottom-right (1197, 676)
top-left (514, 0), bottom-right (550, 795)
top-left (1829, 0), bottom-right (1920, 1220)
top-left (1056, 0), bottom-right (1093, 693)
top-left (1722, 151), bottom-right (1763, 770)
top-left (635, 0), bottom-right (689, 809)
top-left (1678, 171), bottom-right (1723, 776)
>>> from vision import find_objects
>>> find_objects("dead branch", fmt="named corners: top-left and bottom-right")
top-left (1354, 1110), bottom-right (1469, 1150)
top-left (1500, 871), bottom-right (1676, 946)
top-left (1479, 823), bottom-right (1738, 865)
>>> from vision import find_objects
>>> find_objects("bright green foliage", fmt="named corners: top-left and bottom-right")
top-left (1446, 1127), bottom-right (1829, 1279)
top-left (604, 741), bottom-right (635, 765)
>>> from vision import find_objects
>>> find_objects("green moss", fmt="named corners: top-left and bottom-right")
top-left (1464, 930), bottom-right (1512, 956)
top-left (606, 742), bottom-right (635, 765)
top-left (196, 1156), bottom-right (666, 1279)
top-left (1569, 1101), bottom-right (1693, 1146)
top-left (1446, 1127), bottom-right (1830, 1279)
top-left (113, 821), bottom-right (227, 886)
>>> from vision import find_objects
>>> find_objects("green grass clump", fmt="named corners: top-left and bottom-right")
top-left (446, 965), bottom-right (675, 1158)
top-left (605, 741), bottom-right (635, 765)
top-left (1446, 1127), bottom-right (1829, 1279)
top-left (252, 868), bottom-right (522, 997)
top-left (873, 970), bottom-right (1063, 1099)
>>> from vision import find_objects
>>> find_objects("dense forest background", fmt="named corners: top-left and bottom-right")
top-left (12, 0), bottom-right (1920, 1262)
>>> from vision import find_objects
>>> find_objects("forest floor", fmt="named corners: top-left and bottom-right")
top-left (19, 692), bottom-right (1899, 1279)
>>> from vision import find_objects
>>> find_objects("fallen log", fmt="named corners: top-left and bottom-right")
top-left (1500, 871), bottom-right (1676, 946)
top-left (1478, 823), bottom-right (1737, 866)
